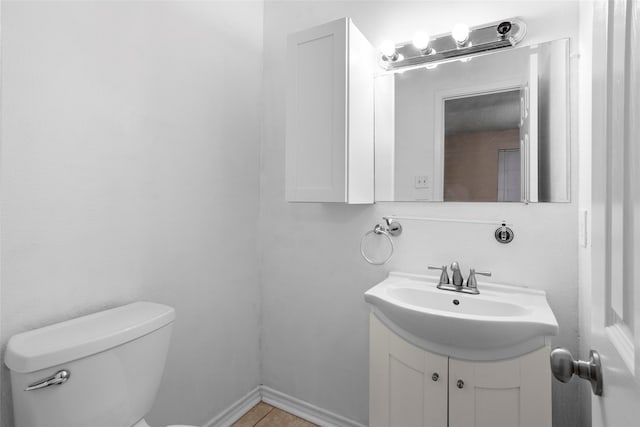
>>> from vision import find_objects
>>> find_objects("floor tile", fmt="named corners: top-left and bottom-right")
top-left (255, 407), bottom-right (318, 427)
top-left (231, 402), bottom-right (274, 427)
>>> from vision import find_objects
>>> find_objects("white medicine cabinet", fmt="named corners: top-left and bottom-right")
top-left (285, 18), bottom-right (375, 203)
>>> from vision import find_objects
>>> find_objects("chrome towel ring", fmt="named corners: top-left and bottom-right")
top-left (360, 219), bottom-right (403, 265)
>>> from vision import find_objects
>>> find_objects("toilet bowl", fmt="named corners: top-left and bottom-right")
top-left (4, 302), bottom-right (197, 427)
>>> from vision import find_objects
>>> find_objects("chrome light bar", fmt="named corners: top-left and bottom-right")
top-left (379, 18), bottom-right (526, 71)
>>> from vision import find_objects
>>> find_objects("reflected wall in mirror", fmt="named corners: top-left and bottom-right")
top-left (374, 38), bottom-right (570, 203)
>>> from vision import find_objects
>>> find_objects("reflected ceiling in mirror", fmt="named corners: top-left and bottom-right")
top-left (374, 38), bottom-right (570, 203)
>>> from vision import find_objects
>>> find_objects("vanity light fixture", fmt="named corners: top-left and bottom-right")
top-left (378, 18), bottom-right (526, 71)
top-left (412, 31), bottom-right (433, 54)
top-left (380, 39), bottom-right (400, 62)
top-left (451, 23), bottom-right (470, 47)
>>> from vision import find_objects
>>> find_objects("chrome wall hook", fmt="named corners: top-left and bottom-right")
top-left (383, 217), bottom-right (403, 237)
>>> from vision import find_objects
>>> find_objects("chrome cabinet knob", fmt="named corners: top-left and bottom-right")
top-left (457, 379), bottom-right (464, 389)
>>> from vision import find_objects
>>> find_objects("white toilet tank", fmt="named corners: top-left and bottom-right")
top-left (4, 302), bottom-right (176, 427)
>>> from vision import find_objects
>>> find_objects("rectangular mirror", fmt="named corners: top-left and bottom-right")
top-left (374, 38), bottom-right (570, 203)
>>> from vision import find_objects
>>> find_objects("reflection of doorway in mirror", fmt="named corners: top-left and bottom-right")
top-left (497, 149), bottom-right (521, 202)
top-left (443, 89), bottom-right (522, 202)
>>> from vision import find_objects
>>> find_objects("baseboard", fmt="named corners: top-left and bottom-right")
top-left (202, 385), bottom-right (366, 427)
top-left (260, 386), bottom-right (367, 427)
top-left (204, 386), bottom-right (262, 427)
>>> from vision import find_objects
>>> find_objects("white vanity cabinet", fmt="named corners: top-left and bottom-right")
top-left (370, 313), bottom-right (448, 427)
top-left (285, 18), bottom-right (374, 203)
top-left (370, 314), bottom-right (552, 427)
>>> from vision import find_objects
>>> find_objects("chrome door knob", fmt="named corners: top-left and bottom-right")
top-left (457, 379), bottom-right (464, 389)
top-left (432, 373), bottom-right (439, 381)
top-left (550, 348), bottom-right (603, 396)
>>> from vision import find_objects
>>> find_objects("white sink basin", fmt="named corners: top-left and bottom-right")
top-left (364, 272), bottom-right (559, 360)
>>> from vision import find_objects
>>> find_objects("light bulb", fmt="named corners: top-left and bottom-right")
top-left (412, 31), bottom-right (431, 51)
top-left (451, 23), bottom-right (470, 46)
top-left (380, 39), bottom-right (397, 59)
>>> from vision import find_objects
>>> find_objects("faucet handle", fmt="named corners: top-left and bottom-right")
top-left (466, 268), bottom-right (492, 288)
top-left (428, 265), bottom-right (450, 285)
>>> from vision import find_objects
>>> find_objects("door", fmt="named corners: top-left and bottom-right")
top-left (589, 0), bottom-right (640, 425)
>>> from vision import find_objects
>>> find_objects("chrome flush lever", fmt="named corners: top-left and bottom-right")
top-left (24, 370), bottom-right (70, 391)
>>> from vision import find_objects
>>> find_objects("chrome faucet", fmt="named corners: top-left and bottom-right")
top-left (428, 262), bottom-right (491, 295)
top-left (450, 261), bottom-right (464, 287)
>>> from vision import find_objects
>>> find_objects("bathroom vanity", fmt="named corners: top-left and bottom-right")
top-left (365, 273), bottom-right (558, 427)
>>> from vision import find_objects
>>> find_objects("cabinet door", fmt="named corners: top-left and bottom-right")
top-left (286, 18), bottom-right (347, 202)
top-left (448, 346), bottom-right (551, 427)
top-left (286, 18), bottom-right (374, 203)
top-left (370, 314), bottom-right (448, 427)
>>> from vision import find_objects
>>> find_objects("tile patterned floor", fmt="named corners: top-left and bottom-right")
top-left (231, 402), bottom-right (318, 427)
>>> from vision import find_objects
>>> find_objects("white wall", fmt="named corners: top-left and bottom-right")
top-left (260, 1), bottom-right (582, 426)
top-left (0, 1), bottom-right (263, 426)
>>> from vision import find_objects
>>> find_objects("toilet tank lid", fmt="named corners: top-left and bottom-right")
top-left (4, 302), bottom-right (176, 373)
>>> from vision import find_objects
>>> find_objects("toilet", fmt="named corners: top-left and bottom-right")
top-left (4, 302), bottom-right (197, 427)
